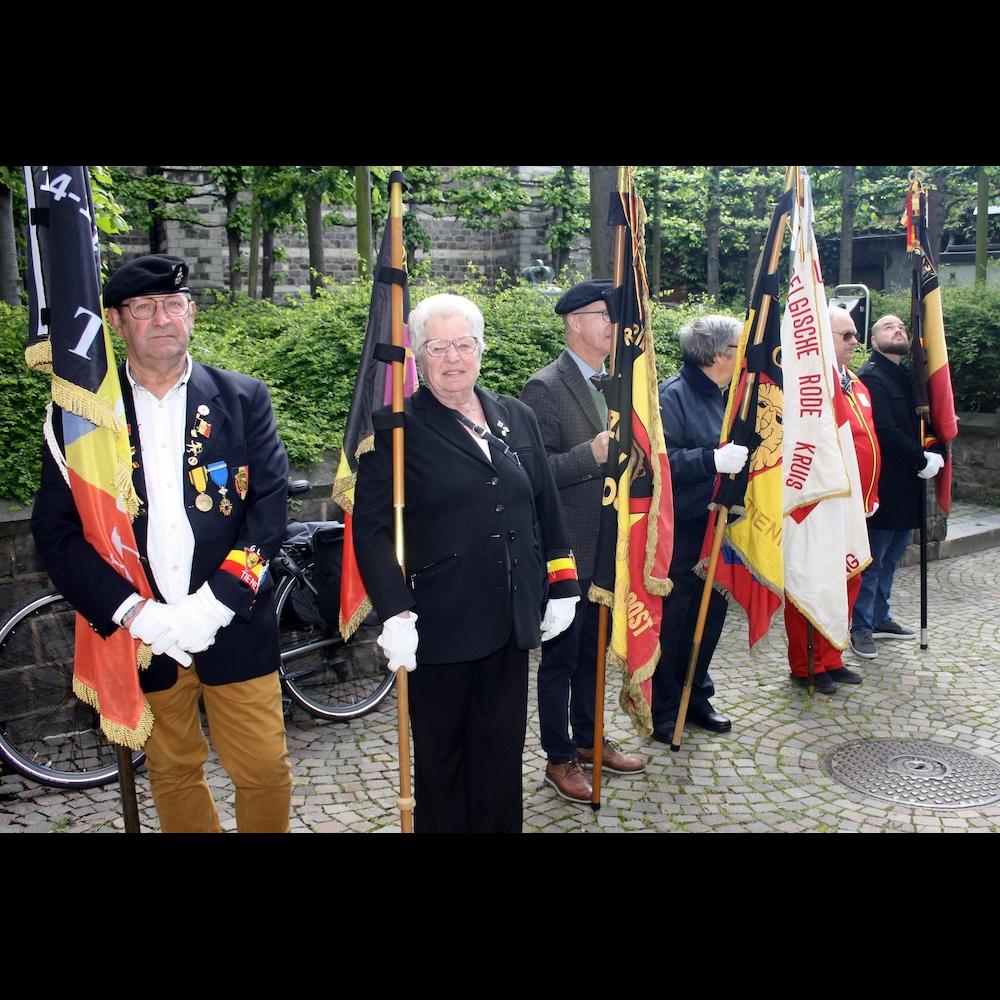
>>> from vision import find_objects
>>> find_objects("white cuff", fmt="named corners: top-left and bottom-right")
top-left (195, 582), bottom-right (235, 628)
top-left (113, 594), bottom-right (144, 627)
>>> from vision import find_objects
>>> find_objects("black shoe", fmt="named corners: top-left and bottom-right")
top-left (827, 665), bottom-right (863, 685)
top-left (872, 618), bottom-right (916, 640)
top-left (687, 704), bottom-right (732, 733)
top-left (790, 671), bottom-right (837, 694)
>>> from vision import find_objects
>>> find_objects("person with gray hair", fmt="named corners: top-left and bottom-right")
top-left (650, 314), bottom-right (748, 742)
top-left (353, 293), bottom-right (580, 832)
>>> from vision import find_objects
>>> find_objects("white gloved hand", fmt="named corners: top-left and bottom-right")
top-left (918, 451), bottom-right (945, 480)
top-left (540, 596), bottom-right (580, 643)
top-left (172, 583), bottom-right (233, 653)
top-left (866, 501), bottom-right (880, 519)
top-left (714, 442), bottom-right (749, 475)
top-left (129, 602), bottom-right (193, 666)
top-left (377, 612), bottom-right (419, 672)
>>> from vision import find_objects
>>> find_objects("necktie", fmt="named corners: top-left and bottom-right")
top-left (588, 373), bottom-right (608, 425)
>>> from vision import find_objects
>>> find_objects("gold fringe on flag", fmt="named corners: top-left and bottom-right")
top-left (113, 458), bottom-right (143, 522)
top-left (51, 374), bottom-right (122, 434)
top-left (136, 642), bottom-right (152, 670)
top-left (25, 339), bottom-right (53, 373)
top-left (72, 675), bottom-right (155, 750)
top-left (339, 594), bottom-right (372, 643)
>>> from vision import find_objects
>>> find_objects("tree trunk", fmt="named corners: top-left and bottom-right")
top-left (355, 166), bottom-right (373, 279)
top-left (0, 179), bottom-right (19, 306)
top-left (588, 166), bottom-right (618, 279)
top-left (745, 166), bottom-right (769, 302)
top-left (306, 189), bottom-right (325, 297)
top-left (975, 165), bottom-right (989, 285)
top-left (838, 165), bottom-right (857, 285)
top-left (706, 166), bottom-right (721, 300)
top-left (145, 166), bottom-right (167, 254)
top-left (650, 166), bottom-right (662, 297)
top-left (262, 227), bottom-right (275, 300)
top-left (225, 188), bottom-right (242, 300)
top-left (928, 168), bottom-right (949, 259)
top-left (248, 198), bottom-right (261, 300)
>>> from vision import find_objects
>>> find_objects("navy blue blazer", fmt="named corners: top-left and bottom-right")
top-left (31, 361), bottom-right (289, 692)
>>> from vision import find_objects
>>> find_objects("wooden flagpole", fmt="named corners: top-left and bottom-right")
top-left (389, 167), bottom-right (414, 833)
top-left (671, 165), bottom-right (797, 752)
top-left (591, 166), bottom-right (629, 811)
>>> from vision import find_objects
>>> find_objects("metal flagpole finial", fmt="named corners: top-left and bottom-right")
top-left (908, 167), bottom-right (925, 184)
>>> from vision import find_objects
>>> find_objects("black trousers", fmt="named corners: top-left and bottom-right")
top-left (408, 633), bottom-right (527, 833)
top-left (537, 576), bottom-right (598, 763)
top-left (652, 519), bottom-right (727, 730)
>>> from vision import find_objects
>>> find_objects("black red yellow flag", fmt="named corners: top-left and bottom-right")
top-left (589, 167), bottom-right (673, 736)
top-left (905, 176), bottom-right (958, 513)
top-left (332, 205), bottom-right (417, 640)
top-left (24, 166), bottom-right (154, 749)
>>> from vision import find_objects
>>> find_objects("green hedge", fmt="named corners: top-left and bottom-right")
top-left (872, 281), bottom-right (1000, 414)
top-left (0, 281), bottom-right (748, 504)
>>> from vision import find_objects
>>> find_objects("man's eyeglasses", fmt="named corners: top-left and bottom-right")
top-left (423, 336), bottom-right (480, 358)
top-left (121, 294), bottom-right (191, 320)
top-left (841, 332), bottom-right (859, 343)
top-left (575, 309), bottom-right (611, 321)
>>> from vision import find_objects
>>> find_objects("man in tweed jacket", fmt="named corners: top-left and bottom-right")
top-left (520, 280), bottom-right (645, 805)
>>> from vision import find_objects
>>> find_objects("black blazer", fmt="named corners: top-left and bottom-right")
top-left (858, 351), bottom-right (927, 531)
top-left (353, 385), bottom-right (579, 664)
top-left (31, 361), bottom-right (289, 692)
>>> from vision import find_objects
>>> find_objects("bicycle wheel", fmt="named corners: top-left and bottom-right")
top-left (0, 592), bottom-right (144, 789)
top-left (275, 570), bottom-right (394, 721)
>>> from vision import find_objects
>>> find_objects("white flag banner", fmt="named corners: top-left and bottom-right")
top-left (781, 169), bottom-right (870, 648)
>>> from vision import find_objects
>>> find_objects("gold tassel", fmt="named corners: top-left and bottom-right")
top-left (136, 643), bottom-right (152, 670)
top-left (114, 459), bottom-right (143, 522)
top-left (73, 675), bottom-right (155, 750)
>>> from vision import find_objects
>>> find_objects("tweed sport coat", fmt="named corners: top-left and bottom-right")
top-left (520, 350), bottom-right (605, 580)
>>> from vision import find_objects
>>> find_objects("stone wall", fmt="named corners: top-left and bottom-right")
top-left (951, 412), bottom-right (1000, 506)
top-left (112, 166), bottom-right (593, 300)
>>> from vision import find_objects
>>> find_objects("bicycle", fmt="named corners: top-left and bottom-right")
top-left (273, 480), bottom-right (395, 721)
top-left (0, 480), bottom-right (393, 789)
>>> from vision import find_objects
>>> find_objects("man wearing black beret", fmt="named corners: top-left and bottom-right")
top-left (521, 279), bottom-right (645, 804)
top-left (32, 253), bottom-right (292, 833)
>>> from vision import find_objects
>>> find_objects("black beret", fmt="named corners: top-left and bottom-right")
top-left (104, 254), bottom-right (189, 308)
top-left (554, 278), bottom-right (613, 316)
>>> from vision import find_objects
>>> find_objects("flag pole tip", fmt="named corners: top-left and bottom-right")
top-left (670, 743), bottom-right (681, 753)
top-left (590, 801), bottom-right (601, 812)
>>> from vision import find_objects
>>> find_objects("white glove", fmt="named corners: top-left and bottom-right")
top-left (866, 501), bottom-right (880, 519)
top-left (714, 442), bottom-right (749, 475)
top-left (540, 596), bottom-right (580, 643)
top-left (377, 612), bottom-right (419, 672)
top-left (128, 601), bottom-right (192, 667)
top-left (172, 583), bottom-right (234, 653)
top-left (918, 451), bottom-right (945, 480)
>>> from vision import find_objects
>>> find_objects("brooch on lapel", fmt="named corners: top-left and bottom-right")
top-left (496, 419), bottom-right (510, 439)
top-left (189, 404), bottom-right (212, 441)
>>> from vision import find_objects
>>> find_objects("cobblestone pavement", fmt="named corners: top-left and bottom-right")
top-left (2, 548), bottom-right (999, 834)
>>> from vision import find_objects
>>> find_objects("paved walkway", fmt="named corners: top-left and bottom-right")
top-left (2, 543), bottom-right (999, 834)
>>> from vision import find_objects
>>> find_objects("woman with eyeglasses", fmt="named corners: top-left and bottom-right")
top-left (353, 293), bottom-right (580, 832)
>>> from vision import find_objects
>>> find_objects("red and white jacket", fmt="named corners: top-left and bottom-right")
top-left (842, 369), bottom-right (881, 514)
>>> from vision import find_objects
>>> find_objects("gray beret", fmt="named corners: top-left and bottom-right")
top-left (104, 254), bottom-right (189, 308)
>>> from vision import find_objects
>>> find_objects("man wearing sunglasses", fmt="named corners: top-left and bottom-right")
top-left (784, 305), bottom-right (880, 691)
top-left (32, 253), bottom-right (292, 833)
top-left (521, 279), bottom-right (646, 805)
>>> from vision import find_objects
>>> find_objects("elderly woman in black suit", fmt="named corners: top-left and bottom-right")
top-left (353, 293), bottom-right (580, 833)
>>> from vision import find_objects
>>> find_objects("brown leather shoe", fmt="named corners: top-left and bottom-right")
top-left (544, 759), bottom-right (593, 804)
top-left (577, 739), bottom-right (646, 774)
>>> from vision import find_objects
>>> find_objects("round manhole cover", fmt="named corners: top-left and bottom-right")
top-left (822, 740), bottom-right (1000, 809)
